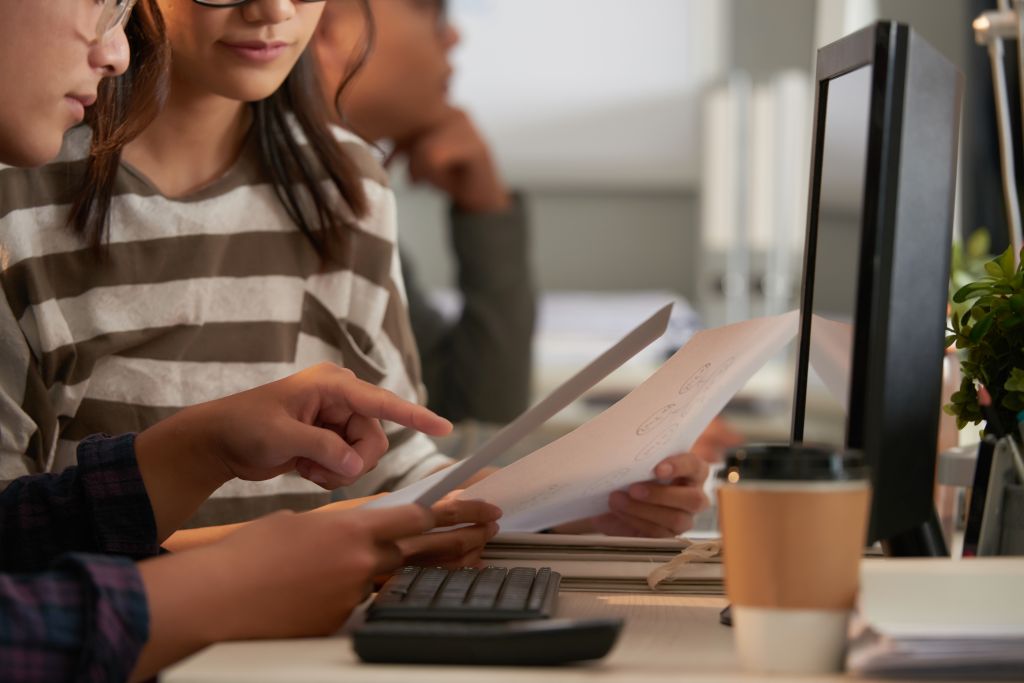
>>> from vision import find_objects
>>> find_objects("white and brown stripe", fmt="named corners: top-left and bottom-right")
top-left (0, 126), bottom-right (451, 525)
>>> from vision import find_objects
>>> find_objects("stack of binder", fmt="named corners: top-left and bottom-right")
top-left (482, 533), bottom-right (724, 595)
top-left (847, 558), bottom-right (1024, 677)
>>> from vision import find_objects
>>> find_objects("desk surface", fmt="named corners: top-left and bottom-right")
top-left (161, 592), bottom-right (962, 683)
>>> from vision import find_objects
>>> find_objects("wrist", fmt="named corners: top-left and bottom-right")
top-left (135, 406), bottom-right (234, 540)
top-left (133, 548), bottom-right (238, 678)
top-left (137, 404), bottom-right (233, 493)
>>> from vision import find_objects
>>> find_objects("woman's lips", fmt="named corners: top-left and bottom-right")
top-left (219, 40), bottom-right (291, 63)
top-left (64, 94), bottom-right (95, 123)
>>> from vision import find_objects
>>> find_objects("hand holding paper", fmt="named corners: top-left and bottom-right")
top-left (366, 309), bottom-right (800, 535)
top-left (460, 311), bottom-right (800, 532)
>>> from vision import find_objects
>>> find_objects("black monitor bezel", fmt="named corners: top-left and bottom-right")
top-left (791, 21), bottom-right (961, 551)
top-left (791, 23), bottom-right (903, 453)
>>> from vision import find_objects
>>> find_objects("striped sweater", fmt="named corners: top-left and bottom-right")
top-left (0, 125), bottom-right (452, 525)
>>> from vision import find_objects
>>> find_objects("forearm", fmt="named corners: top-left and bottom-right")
top-left (444, 197), bottom-right (536, 422)
top-left (164, 523), bottom-right (242, 553)
top-left (132, 548), bottom-right (235, 681)
top-left (135, 406), bottom-right (232, 543)
top-left (163, 494), bottom-right (387, 552)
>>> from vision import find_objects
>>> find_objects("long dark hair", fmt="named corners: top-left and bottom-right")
top-left (70, 0), bottom-right (376, 262)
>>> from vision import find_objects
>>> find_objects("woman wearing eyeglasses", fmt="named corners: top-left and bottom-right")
top-left (0, 0), bottom-right (495, 530)
top-left (0, 2), bottom-right (508, 681)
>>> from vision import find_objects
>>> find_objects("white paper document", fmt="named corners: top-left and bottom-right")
top-left (459, 311), bottom-right (800, 531)
top-left (363, 304), bottom-right (674, 509)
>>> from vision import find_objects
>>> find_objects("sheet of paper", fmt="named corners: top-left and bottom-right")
top-left (363, 303), bottom-right (673, 509)
top-left (459, 311), bottom-right (800, 531)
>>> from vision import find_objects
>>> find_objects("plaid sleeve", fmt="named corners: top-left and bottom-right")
top-left (0, 434), bottom-right (159, 572)
top-left (0, 553), bottom-right (149, 683)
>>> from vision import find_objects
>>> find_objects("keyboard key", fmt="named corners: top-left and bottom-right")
top-left (465, 567), bottom-right (508, 608)
top-left (403, 567), bottom-right (450, 607)
top-left (434, 567), bottom-right (478, 607)
top-left (368, 565), bottom-right (561, 622)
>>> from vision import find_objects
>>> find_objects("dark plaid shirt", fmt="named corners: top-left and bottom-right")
top-left (0, 433), bottom-right (158, 681)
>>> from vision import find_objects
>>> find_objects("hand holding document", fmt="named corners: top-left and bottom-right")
top-left (463, 311), bottom-right (799, 531)
top-left (363, 304), bottom-right (673, 510)
top-left (368, 309), bottom-right (800, 532)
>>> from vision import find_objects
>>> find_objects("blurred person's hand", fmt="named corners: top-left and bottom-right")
top-left (397, 106), bottom-right (510, 214)
top-left (688, 417), bottom-right (745, 464)
top-left (397, 491), bottom-right (502, 569)
top-left (134, 503), bottom-right (434, 679)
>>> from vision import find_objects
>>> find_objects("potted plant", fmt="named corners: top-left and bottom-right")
top-left (945, 244), bottom-right (1024, 432)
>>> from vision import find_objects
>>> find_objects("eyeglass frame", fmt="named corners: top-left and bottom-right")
top-left (94, 0), bottom-right (139, 39)
top-left (190, 0), bottom-right (326, 7)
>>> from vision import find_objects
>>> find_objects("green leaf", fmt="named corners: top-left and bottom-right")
top-left (999, 245), bottom-right (1017, 277)
top-left (1003, 393), bottom-right (1024, 412)
top-left (985, 260), bottom-right (1005, 278)
top-left (953, 281), bottom-right (995, 303)
top-left (944, 334), bottom-right (957, 348)
top-left (969, 315), bottom-right (996, 343)
top-left (1006, 367), bottom-right (1024, 392)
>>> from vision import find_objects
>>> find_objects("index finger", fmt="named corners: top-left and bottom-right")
top-left (323, 377), bottom-right (453, 437)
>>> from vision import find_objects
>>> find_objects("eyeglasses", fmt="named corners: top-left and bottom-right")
top-left (95, 0), bottom-right (139, 38)
top-left (191, 0), bottom-right (326, 7)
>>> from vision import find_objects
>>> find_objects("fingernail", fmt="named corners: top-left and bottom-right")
top-left (655, 464), bottom-right (673, 479)
top-left (340, 452), bottom-right (363, 477)
top-left (631, 485), bottom-right (650, 500)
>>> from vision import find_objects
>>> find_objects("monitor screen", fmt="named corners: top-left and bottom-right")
top-left (805, 65), bottom-right (872, 447)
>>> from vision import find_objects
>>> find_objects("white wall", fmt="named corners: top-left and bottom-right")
top-left (449, 0), bottom-right (729, 189)
top-left (398, 0), bottom-right (970, 308)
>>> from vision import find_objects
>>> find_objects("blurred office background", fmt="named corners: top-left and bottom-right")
top-left (393, 0), bottom-right (981, 466)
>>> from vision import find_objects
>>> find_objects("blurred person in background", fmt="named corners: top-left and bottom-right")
top-left (316, 0), bottom-right (535, 426)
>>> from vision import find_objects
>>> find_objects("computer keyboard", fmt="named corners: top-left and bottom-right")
top-left (367, 565), bottom-right (560, 621)
top-left (354, 565), bottom-right (624, 665)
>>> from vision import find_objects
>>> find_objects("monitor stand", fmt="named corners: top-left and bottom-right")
top-left (881, 507), bottom-right (949, 557)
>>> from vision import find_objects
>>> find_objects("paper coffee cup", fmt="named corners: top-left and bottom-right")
top-left (717, 445), bottom-right (870, 674)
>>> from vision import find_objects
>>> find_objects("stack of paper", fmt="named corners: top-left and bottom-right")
top-left (847, 558), bottom-right (1024, 677)
top-left (482, 533), bottom-right (724, 595)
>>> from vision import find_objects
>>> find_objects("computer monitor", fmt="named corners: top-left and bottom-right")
top-left (791, 22), bottom-right (963, 556)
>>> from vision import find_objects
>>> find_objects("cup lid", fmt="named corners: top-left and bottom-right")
top-left (717, 443), bottom-right (867, 483)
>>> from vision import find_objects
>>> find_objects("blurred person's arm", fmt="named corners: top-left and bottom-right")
top-left (399, 108), bottom-right (536, 424)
